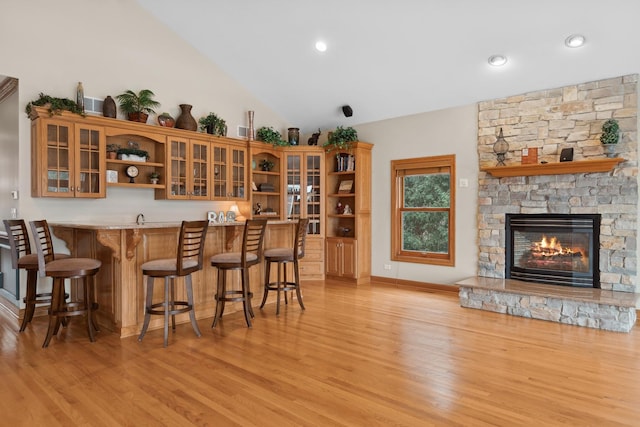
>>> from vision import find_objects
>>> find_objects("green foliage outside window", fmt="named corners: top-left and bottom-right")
top-left (401, 173), bottom-right (450, 253)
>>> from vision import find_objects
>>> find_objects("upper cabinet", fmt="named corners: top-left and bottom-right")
top-left (31, 109), bottom-right (105, 198)
top-left (160, 135), bottom-right (211, 200)
top-left (212, 139), bottom-right (247, 200)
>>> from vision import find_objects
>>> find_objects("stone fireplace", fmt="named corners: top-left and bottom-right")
top-left (458, 74), bottom-right (639, 332)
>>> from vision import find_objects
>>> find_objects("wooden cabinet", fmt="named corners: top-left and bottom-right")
top-left (31, 111), bottom-right (105, 198)
top-left (162, 135), bottom-right (211, 200)
top-left (250, 143), bottom-right (282, 219)
top-left (325, 142), bottom-right (372, 284)
top-left (212, 139), bottom-right (247, 200)
top-left (284, 146), bottom-right (325, 280)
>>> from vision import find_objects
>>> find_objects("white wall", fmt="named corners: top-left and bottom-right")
top-left (0, 87), bottom-right (19, 220)
top-left (0, 0), bottom-right (289, 224)
top-left (356, 104), bottom-right (479, 285)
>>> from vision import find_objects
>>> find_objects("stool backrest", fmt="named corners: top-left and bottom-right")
top-left (29, 219), bottom-right (56, 277)
top-left (295, 218), bottom-right (310, 261)
top-left (176, 220), bottom-right (209, 276)
top-left (242, 219), bottom-right (268, 268)
top-left (3, 219), bottom-right (31, 269)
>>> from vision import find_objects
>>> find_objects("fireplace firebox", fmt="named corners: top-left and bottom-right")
top-left (505, 214), bottom-right (600, 288)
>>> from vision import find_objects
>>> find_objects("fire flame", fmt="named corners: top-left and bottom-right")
top-left (532, 235), bottom-right (575, 256)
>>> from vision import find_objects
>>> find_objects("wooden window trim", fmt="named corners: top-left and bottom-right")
top-left (391, 154), bottom-right (455, 266)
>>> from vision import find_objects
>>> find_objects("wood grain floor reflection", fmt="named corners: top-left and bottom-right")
top-left (1, 279), bottom-right (639, 426)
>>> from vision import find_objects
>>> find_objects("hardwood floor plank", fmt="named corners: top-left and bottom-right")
top-left (0, 279), bottom-right (639, 426)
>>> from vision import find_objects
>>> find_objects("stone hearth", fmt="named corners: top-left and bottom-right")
top-left (458, 277), bottom-right (638, 332)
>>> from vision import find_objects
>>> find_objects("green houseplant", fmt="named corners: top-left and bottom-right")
top-left (198, 112), bottom-right (227, 136)
top-left (323, 126), bottom-right (358, 152)
top-left (256, 126), bottom-right (288, 146)
top-left (115, 89), bottom-right (160, 123)
top-left (25, 93), bottom-right (85, 117)
top-left (106, 143), bottom-right (120, 159)
top-left (600, 119), bottom-right (620, 158)
top-left (149, 171), bottom-right (160, 184)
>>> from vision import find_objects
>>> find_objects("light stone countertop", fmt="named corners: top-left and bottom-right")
top-left (49, 219), bottom-right (295, 230)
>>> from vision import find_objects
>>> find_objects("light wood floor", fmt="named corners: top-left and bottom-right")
top-left (1, 279), bottom-right (639, 426)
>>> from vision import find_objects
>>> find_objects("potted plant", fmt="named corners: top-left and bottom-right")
top-left (117, 146), bottom-right (150, 162)
top-left (25, 93), bottom-right (85, 118)
top-left (106, 143), bottom-right (120, 159)
top-left (198, 112), bottom-right (227, 136)
top-left (256, 126), bottom-right (288, 146)
top-left (260, 159), bottom-right (275, 171)
top-left (323, 126), bottom-right (358, 152)
top-left (149, 171), bottom-right (160, 185)
top-left (115, 89), bottom-right (160, 123)
top-left (600, 119), bottom-right (620, 158)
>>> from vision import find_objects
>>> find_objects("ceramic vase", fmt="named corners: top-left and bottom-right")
top-left (288, 127), bottom-right (300, 145)
top-left (248, 110), bottom-right (255, 141)
top-left (175, 104), bottom-right (197, 131)
top-left (103, 95), bottom-right (117, 118)
top-left (157, 112), bottom-right (175, 128)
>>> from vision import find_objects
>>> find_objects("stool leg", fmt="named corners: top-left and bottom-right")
top-left (85, 277), bottom-right (96, 343)
top-left (19, 270), bottom-right (38, 332)
top-left (294, 259), bottom-right (305, 310)
top-left (185, 274), bottom-right (201, 337)
top-left (170, 277), bottom-right (177, 332)
top-left (42, 278), bottom-right (63, 348)
top-left (241, 267), bottom-right (252, 328)
top-left (212, 269), bottom-right (225, 328)
top-left (163, 277), bottom-right (170, 348)
top-left (276, 262), bottom-right (282, 315)
top-left (89, 275), bottom-right (99, 332)
top-left (52, 278), bottom-right (66, 336)
top-left (260, 260), bottom-right (271, 309)
top-left (138, 276), bottom-right (154, 342)
top-left (283, 261), bottom-right (289, 306)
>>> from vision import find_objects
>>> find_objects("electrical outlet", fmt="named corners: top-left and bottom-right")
top-left (383, 264), bottom-right (392, 270)
top-left (459, 178), bottom-right (469, 188)
top-left (10, 208), bottom-right (17, 219)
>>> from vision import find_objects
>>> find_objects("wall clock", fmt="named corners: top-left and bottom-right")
top-left (126, 165), bottom-right (139, 183)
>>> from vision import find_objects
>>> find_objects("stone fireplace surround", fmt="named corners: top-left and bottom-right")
top-left (458, 74), bottom-right (639, 332)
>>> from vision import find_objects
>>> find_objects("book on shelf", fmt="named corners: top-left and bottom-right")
top-left (336, 154), bottom-right (355, 172)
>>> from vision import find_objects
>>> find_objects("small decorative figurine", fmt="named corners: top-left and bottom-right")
top-left (336, 202), bottom-right (344, 214)
top-left (254, 203), bottom-right (262, 215)
top-left (307, 128), bottom-right (321, 146)
top-left (343, 204), bottom-right (352, 215)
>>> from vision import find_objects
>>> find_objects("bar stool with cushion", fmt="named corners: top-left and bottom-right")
top-left (210, 219), bottom-right (268, 328)
top-left (30, 220), bottom-right (101, 348)
top-left (138, 220), bottom-right (208, 347)
top-left (3, 219), bottom-right (71, 332)
top-left (260, 218), bottom-right (309, 314)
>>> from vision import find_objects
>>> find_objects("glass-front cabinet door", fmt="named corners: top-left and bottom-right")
top-left (285, 150), bottom-right (323, 236)
top-left (44, 120), bottom-right (73, 197)
top-left (168, 137), bottom-right (188, 199)
top-left (230, 145), bottom-right (246, 199)
top-left (212, 143), bottom-right (227, 199)
top-left (212, 141), bottom-right (247, 200)
top-left (75, 124), bottom-right (105, 197)
top-left (190, 139), bottom-right (210, 200)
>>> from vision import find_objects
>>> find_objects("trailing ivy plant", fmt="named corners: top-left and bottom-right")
top-left (600, 119), bottom-right (620, 144)
top-left (25, 93), bottom-right (86, 117)
top-left (323, 126), bottom-right (358, 152)
top-left (256, 126), bottom-right (288, 146)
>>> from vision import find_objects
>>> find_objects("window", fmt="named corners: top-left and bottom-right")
top-left (391, 154), bottom-right (455, 266)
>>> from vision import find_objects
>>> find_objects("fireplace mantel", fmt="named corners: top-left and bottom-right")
top-left (481, 158), bottom-right (624, 178)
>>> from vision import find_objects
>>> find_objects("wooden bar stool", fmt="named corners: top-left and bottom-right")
top-left (30, 220), bottom-right (101, 348)
top-left (3, 219), bottom-right (71, 332)
top-left (260, 218), bottom-right (309, 314)
top-left (210, 219), bottom-right (268, 328)
top-left (138, 220), bottom-right (208, 347)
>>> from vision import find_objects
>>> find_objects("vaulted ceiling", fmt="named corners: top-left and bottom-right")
top-left (135, 0), bottom-right (640, 132)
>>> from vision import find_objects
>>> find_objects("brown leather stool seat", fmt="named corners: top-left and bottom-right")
top-left (138, 220), bottom-right (208, 347)
top-left (210, 219), bottom-right (268, 328)
top-left (30, 220), bottom-right (101, 348)
top-left (3, 219), bottom-right (70, 332)
top-left (260, 218), bottom-right (309, 314)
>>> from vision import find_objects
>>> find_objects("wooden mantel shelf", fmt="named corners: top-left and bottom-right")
top-left (481, 158), bottom-right (624, 177)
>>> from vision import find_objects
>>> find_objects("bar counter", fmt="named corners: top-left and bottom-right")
top-left (50, 220), bottom-right (294, 338)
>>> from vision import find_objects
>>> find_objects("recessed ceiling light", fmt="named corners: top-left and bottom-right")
top-left (488, 55), bottom-right (507, 67)
top-left (565, 34), bottom-right (585, 48)
top-left (315, 41), bottom-right (327, 52)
